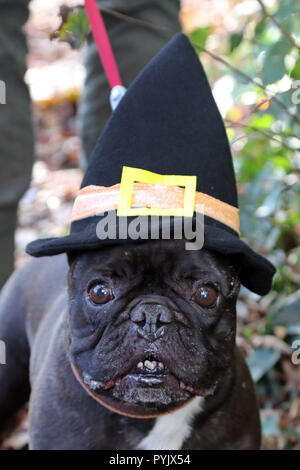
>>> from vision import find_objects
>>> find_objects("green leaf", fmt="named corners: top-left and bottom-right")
top-left (249, 114), bottom-right (275, 129)
top-left (262, 415), bottom-right (280, 437)
top-left (264, 226), bottom-right (281, 251)
top-left (189, 26), bottom-right (211, 51)
top-left (291, 58), bottom-right (300, 79)
top-left (262, 36), bottom-right (291, 85)
top-left (275, 0), bottom-right (298, 21)
top-left (255, 15), bottom-right (267, 38)
top-left (229, 32), bottom-right (243, 52)
top-left (273, 156), bottom-right (292, 171)
top-left (256, 185), bottom-right (282, 218)
top-left (59, 8), bottom-right (89, 49)
top-left (287, 325), bottom-right (300, 335)
top-left (247, 348), bottom-right (281, 382)
top-left (272, 291), bottom-right (300, 327)
top-left (282, 14), bottom-right (300, 40)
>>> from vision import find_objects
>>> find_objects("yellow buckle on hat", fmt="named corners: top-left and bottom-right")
top-left (117, 166), bottom-right (197, 217)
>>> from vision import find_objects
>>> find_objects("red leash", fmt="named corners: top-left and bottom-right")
top-left (84, 0), bottom-right (122, 88)
top-left (84, 0), bottom-right (126, 109)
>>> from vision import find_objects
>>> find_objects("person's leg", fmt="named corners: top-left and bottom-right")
top-left (79, 0), bottom-right (181, 167)
top-left (0, 0), bottom-right (34, 288)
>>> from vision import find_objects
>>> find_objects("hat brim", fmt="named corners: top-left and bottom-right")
top-left (26, 222), bottom-right (275, 296)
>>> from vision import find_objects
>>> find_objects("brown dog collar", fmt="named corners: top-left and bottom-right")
top-left (70, 360), bottom-right (196, 419)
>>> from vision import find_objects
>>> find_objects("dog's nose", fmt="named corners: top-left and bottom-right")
top-left (130, 303), bottom-right (173, 339)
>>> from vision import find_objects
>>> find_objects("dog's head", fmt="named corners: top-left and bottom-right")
top-left (67, 240), bottom-right (240, 416)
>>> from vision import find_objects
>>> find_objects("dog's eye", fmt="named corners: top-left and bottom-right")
top-left (193, 285), bottom-right (218, 308)
top-left (88, 284), bottom-right (114, 305)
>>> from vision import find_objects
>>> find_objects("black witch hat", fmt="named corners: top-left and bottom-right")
top-left (26, 33), bottom-right (275, 295)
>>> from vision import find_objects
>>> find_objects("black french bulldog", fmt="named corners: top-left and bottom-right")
top-left (0, 240), bottom-right (260, 449)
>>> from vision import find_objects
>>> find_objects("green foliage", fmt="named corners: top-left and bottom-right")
top-left (57, 8), bottom-right (89, 49)
top-left (188, 26), bottom-right (211, 50)
top-left (229, 32), bottom-right (244, 52)
top-left (262, 37), bottom-right (291, 85)
top-left (291, 58), bottom-right (300, 79)
top-left (247, 348), bottom-right (281, 382)
top-left (191, 0), bottom-right (300, 448)
top-left (275, 0), bottom-right (298, 21)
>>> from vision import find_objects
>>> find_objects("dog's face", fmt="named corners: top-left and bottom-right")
top-left (67, 240), bottom-right (240, 416)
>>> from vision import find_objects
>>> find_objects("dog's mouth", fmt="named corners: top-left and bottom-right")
top-left (81, 354), bottom-right (216, 407)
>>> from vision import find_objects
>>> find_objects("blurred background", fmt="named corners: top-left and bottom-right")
top-left (1, 0), bottom-right (300, 450)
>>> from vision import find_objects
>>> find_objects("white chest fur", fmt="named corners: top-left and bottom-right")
top-left (137, 397), bottom-right (204, 450)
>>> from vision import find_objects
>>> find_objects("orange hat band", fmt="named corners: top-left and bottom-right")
top-left (71, 183), bottom-right (240, 234)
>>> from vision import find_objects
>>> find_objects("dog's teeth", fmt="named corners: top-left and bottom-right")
top-left (144, 360), bottom-right (157, 370)
top-left (137, 359), bottom-right (164, 371)
top-left (144, 360), bottom-right (152, 369)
